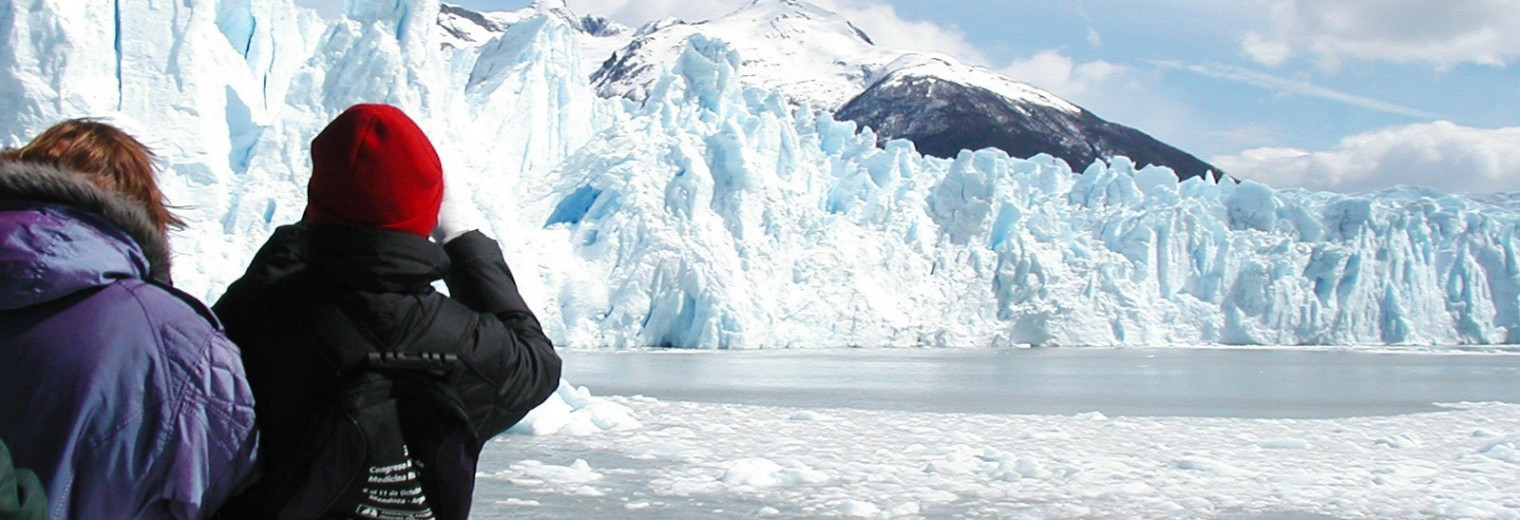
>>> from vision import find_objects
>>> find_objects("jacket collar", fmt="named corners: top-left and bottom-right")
top-left (0, 161), bottom-right (170, 309)
top-left (305, 226), bottom-right (450, 293)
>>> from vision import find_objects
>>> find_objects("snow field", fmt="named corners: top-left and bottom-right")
top-left (483, 386), bottom-right (1520, 519)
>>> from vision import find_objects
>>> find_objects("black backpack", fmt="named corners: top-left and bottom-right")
top-left (251, 282), bottom-right (481, 520)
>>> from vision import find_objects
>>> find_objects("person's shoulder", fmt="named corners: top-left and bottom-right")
top-left (117, 279), bottom-right (225, 332)
top-left (116, 280), bottom-right (251, 393)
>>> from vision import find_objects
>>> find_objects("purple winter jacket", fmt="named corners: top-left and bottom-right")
top-left (0, 161), bottom-right (258, 520)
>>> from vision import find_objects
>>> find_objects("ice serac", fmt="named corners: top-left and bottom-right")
top-left (0, 0), bottom-right (323, 298)
top-left (465, 9), bottom-right (597, 180)
top-left (546, 34), bottom-right (1519, 347)
top-left (3, 0), bottom-right (1518, 348)
top-left (0, 0), bottom-right (119, 138)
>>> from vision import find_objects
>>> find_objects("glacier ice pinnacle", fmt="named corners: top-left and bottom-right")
top-left (1, 0), bottom-right (1516, 347)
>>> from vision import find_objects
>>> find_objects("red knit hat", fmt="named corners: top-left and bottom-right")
top-left (304, 104), bottom-right (443, 237)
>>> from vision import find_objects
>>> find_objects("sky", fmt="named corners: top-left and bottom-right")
top-left (296, 0), bottom-right (1520, 194)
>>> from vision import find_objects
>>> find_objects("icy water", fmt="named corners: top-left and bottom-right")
top-left (555, 347), bottom-right (1520, 419)
top-left (472, 348), bottom-right (1520, 519)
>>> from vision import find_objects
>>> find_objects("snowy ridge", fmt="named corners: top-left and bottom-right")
top-left (441, 1), bottom-right (629, 79)
top-left (437, 3), bottom-right (530, 49)
top-left (585, 0), bottom-right (1080, 115)
top-left (591, 0), bottom-right (900, 110)
top-left (875, 54), bottom-right (1081, 115)
top-left (2, 0), bottom-right (1517, 347)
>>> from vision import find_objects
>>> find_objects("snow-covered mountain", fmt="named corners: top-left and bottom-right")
top-left (835, 55), bottom-right (1221, 180)
top-left (438, 4), bottom-right (530, 48)
top-left (581, 0), bottom-right (1221, 179)
top-left (589, 0), bottom-right (896, 110)
top-left (2, 0), bottom-right (1517, 347)
top-left (438, 0), bottom-right (627, 71)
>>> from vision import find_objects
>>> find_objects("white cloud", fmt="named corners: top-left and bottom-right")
top-left (801, 1), bottom-right (1132, 106)
top-left (1086, 27), bottom-right (1103, 48)
top-left (797, 0), bottom-right (991, 64)
top-left (1150, 60), bottom-right (1440, 119)
top-left (1244, 0), bottom-right (1520, 68)
top-left (1212, 121), bottom-right (1520, 194)
top-left (998, 51), bottom-right (1125, 99)
top-left (1240, 33), bottom-right (1292, 68)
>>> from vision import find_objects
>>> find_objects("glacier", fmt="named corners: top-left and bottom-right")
top-left (1, 0), bottom-right (1517, 347)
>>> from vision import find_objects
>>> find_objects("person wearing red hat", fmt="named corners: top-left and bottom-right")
top-left (212, 104), bottom-right (562, 520)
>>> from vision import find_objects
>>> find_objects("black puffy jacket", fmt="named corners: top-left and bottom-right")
top-left (212, 224), bottom-right (561, 505)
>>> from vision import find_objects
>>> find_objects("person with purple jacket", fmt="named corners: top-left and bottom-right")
top-left (0, 120), bottom-right (259, 520)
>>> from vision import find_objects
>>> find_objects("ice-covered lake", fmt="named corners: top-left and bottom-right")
top-left (474, 349), bottom-right (1520, 519)
top-left (554, 348), bottom-right (1520, 418)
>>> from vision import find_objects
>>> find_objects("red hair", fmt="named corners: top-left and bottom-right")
top-left (2, 118), bottom-right (183, 234)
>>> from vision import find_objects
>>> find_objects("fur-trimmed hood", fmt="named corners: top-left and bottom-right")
top-left (0, 160), bottom-right (172, 308)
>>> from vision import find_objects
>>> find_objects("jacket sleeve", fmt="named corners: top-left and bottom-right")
top-left (439, 231), bottom-right (562, 441)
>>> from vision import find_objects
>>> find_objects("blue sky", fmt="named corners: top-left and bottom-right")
top-left (298, 0), bottom-right (1520, 193)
